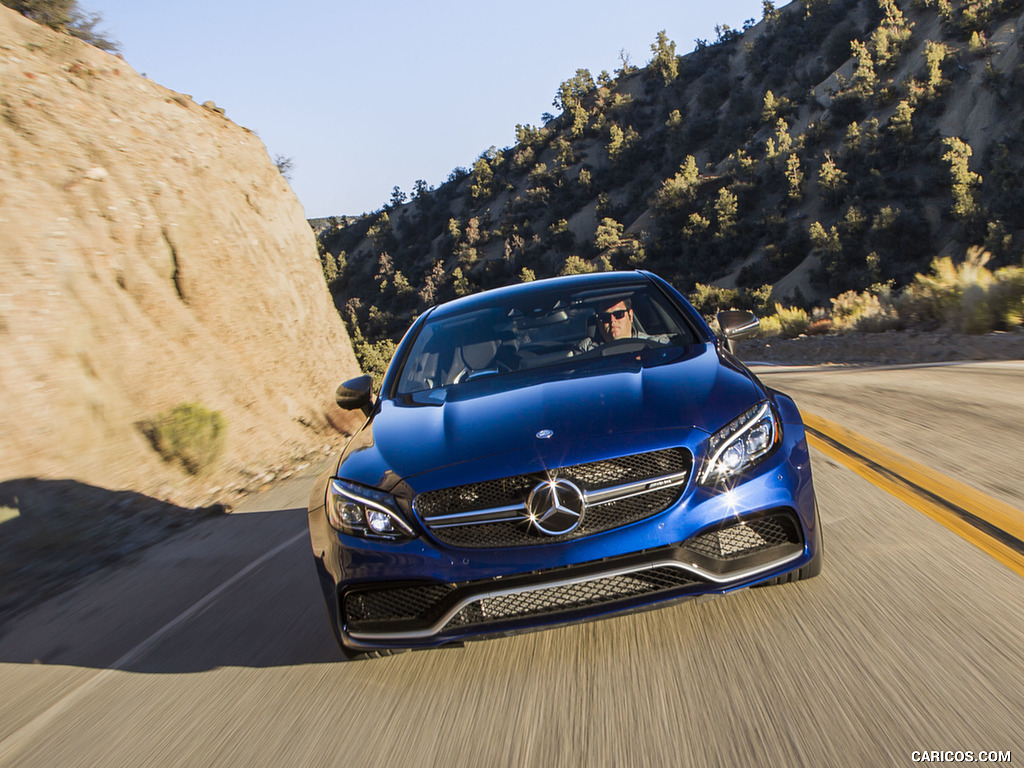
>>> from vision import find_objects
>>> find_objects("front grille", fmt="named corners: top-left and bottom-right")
top-left (683, 512), bottom-right (801, 560)
top-left (415, 448), bottom-right (690, 549)
top-left (448, 567), bottom-right (698, 628)
top-left (431, 487), bottom-right (679, 548)
top-left (415, 449), bottom-right (688, 517)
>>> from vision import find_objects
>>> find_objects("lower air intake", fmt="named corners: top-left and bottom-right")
top-left (683, 512), bottom-right (801, 561)
top-left (448, 567), bottom-right (698, 628)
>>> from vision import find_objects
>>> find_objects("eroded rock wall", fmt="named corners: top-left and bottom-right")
top-left (0, 7), bottom-right (359, 500)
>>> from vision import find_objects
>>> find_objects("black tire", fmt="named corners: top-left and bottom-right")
top-left (338, 642), bottom-right (407, 661)
top-left (360, 648), bottom-right (407, 659)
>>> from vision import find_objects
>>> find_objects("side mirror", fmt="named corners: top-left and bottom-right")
top-left (716, 310), bottom-right (760, 354)
top-left (335, 375), bottom-right (374, 417)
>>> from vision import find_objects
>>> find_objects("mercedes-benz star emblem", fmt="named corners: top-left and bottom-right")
top-left (525, 478), bottom-right (586, 536)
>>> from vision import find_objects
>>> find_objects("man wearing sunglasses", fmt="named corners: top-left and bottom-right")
top-left (576, 296), bottom-right (668, 353)
top-left (595, 300), bottom-right (635, 342)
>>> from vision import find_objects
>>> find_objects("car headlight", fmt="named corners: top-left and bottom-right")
top-left (698, 401), bottom-right (780, 486)
top-left (327, 479), bottom-right (415, 540)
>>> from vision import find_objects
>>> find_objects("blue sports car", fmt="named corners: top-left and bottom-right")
top-left (308, 270), bottom-right (822, 658)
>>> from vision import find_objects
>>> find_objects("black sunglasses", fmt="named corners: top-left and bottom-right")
top-left (597, 309), bottom-right (630, 323)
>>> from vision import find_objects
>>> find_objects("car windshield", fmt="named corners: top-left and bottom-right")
top-left (393, 282), bottom-right (700, 396)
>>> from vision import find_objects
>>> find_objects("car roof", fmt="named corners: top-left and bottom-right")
top-left (426, 271), bottom-right (653, 320)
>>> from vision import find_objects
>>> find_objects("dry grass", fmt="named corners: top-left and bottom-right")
top-left (898, 248), bottom-right (1024, 334)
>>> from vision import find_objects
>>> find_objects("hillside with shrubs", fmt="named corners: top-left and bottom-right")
top-left (315, 0), bottom-right (1024, 378)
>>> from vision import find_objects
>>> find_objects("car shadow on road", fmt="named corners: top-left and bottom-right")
top-left (0, 478), bottom-right (344, 672)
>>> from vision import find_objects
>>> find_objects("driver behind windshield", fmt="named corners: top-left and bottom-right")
top-left (576, 296), bottom-right (669, 353)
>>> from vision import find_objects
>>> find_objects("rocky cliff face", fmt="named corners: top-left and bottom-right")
top-left (0, 6), bottom-right (359, 501)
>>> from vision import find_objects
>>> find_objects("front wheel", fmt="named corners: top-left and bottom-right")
top-left (337, 641), bottom-right (407, 661)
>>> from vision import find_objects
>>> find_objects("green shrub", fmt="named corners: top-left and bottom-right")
top-left (688, 283), bottom-right (739, 316)
top-left (352, 337), bottom-right (397, 384)
top-left (758, 315), bottom-right (783, 337)
top-left (830, 289), bottom-right (900, 332)
top-left (896, 248), bottom-right (1024, 333)
top-left (144, 403), bottom-right (226, 475)
top-left (594, 218), bottom-right (623, 251)
top-left (897, 249), bottom-right (979, 331)
top-left (559, 255), bottom-right (597, 276)
top-left (960, 282), bottom-right (999, 334)
top-left (990, 264), bottom-right (1024, 330)
top-left (1005, 295), bottom-right (1024, 328)
top-left (774, 303), bottom-right (810, 337)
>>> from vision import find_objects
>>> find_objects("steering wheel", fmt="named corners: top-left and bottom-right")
top-left (598, 338), bottom-right (659, 356)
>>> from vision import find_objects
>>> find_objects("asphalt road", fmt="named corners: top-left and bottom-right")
top-left (1, 362), bottom-right (1022, 767)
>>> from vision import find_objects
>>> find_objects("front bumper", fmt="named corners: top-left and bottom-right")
top-left (308, 424), bottom-right (819, 653)
top-left (343, 509), bottom-right (803, 644)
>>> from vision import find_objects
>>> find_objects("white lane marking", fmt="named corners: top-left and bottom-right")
top-left (0, 530), bottom-right (308, 765)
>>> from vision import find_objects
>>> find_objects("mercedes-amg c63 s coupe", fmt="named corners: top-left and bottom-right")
top-left (308, 270), bottom-right (822, 657)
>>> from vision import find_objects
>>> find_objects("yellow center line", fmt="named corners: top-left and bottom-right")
top-left (803, 411), bottom-right (1024, 579)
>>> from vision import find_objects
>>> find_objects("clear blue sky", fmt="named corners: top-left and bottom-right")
top-left (84, 0), bottom-right (781, 218)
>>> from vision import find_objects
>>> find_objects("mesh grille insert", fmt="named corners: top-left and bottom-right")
top-left (449, 567), bottom-right (698, 627)
top-left (415, 448), bottom-right (690, 548)
top-left (684, 513), bottom-right (800, 560)
top-left (345, 583), bottom-right (456, 628)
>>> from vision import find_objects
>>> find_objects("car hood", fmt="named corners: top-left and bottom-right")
top-left (338, 344), bottom-right (762, 489)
